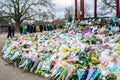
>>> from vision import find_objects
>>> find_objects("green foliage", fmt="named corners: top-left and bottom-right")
top-left (106, 74), bottom-right (117, 80)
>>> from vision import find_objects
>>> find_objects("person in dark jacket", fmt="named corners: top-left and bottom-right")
top-left (53, 25), bottom-right (56, 30)
top-left (33, 24), bottom-right (36, 33)
top-left (39, 25), bottom-right (43, 32)
top-left (29, 25), bottom-right (33, 33)
top-left (19, 26), bottom-right (23, 35)
top-left (27, 24), bottom-right (30, 33)
top-left (11, 23), bottom-right (15, 37)
top-left (47, 24), bottom-right (53, 31)
top-left (43, 25), bottom-right (46, 31)
top-left (7, 24), bottom-right (12, 38)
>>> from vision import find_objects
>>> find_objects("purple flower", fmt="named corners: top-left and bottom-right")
top-left (113, 55), bottom-right (119, 60)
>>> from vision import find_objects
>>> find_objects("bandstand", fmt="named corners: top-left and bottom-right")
top-left (74, 0), bottom-right (120, 19)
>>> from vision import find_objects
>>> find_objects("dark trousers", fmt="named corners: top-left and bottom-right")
top-left (12, 31), bottom-right (14, 37)
top-left (7, 31), bottom-right (12, 38)
top-left (20, 30), bottom-right (23, 35)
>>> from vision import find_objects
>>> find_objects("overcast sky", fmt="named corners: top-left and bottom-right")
top-left (53, 0), bottom-right (113, 19)
top-left (53, 0), bottom-right (97, 18)
top-left (53, 0), bottom-right (73, 19)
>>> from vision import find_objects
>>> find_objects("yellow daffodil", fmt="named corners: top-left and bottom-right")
top-left (104, 25), bottom-right (107, 28)
top-left (117, 51), bottom-right (120, 56)
top-left (89, 62), bottom-right (93, 66)
top-left (63, 48), bottom-right (70, 53)
top-left (72, 65), bottom-right (76, 70)
top-left (117, 47), bottom-right (120, 51)
top-left (85, 56), bottom-right (89, 59)
top-left (73, 47), bottom-right (79, 52)
top-left (92, 57), bottom-right (99, 63)
top-left (61, 63), bottom-right (65, 67)
top-left (116, 44), bottom-right (120, 50)
top-left (65, 59), bottom-right (70, 62)
top-left (109, 52), bottom-right (113, 56)
top-left (77, 20), bottom-right (80, 22)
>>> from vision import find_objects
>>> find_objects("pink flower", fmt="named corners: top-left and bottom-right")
top-left (102, 43), bottom-right (106, 47)
top-left (70, 59), bottom-right (74, 63)
top-left (108, 74), bottom-right (112, 77)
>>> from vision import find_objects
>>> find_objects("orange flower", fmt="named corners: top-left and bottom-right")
top-left (104, 61), bottom-right (108, 66)
top-left (90, 50), bottom-right (96, 55)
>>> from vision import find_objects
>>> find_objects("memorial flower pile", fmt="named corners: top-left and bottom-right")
top-left (1, 20), bottom-right (120, 80)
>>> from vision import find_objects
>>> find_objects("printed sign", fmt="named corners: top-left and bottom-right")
top-left (41, 61), bottom-right (51, 71)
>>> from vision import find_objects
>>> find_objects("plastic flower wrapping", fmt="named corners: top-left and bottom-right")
top-left (1, 24), bottom-right (120, 80)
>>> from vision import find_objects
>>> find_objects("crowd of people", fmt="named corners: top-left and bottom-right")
top-left (7, 23), bottom-right (64, 39)
top-left (6, 17), bottom-right (120, 39)
top-left (7, 23), bottom-right (15, 38)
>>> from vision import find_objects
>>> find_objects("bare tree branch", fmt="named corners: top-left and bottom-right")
top-left (0, 0), bottom-right (54, 26)
top-left (98, 0), bottom-right (116, 16)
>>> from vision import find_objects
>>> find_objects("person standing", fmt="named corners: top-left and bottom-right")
top-left (47, 24), bottom-right (52, 31)
top-left (19, 26), bottom-right (23, 35)
top-left (11, 23), bottom-right (15, 37)
top-left (7, 24), bottom-right (12, 38)
top-left (33, 24), bottom-right (36, 33)
top-left (27, 24), bottom-right (30, 33)
top-left (43, 25), bottom-right (46, 31)
top-left (29, 24), bottom-right (33, 33)
top-left (53, 25), bottom-right (56, 30)
top-left (39, 25), bottom-right (43, 32)
top-left (23, 24), bottom-right (27, 34)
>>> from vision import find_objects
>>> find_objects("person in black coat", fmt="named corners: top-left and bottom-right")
top-left (29, 25), bottom-right (32, 33)
top-left (27, 24), bottom-right (30, 33)
top-left (53, 25), bottom-right (56, 30)
top-left (39, 25), bottom-right (43, 32)
top-left (43, 25), bottom-right (46, 31)
top-left (7, 25), bottom-right (12, 38)
top-left (19, 26), bottom-right (23, 35)
top-left (33, 24), bottom-right (36, 33)
top-left (11, 24), bottom-right (15, 37)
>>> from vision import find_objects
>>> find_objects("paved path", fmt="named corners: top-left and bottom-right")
top-left (0, 33), bottom-right (47, 80)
